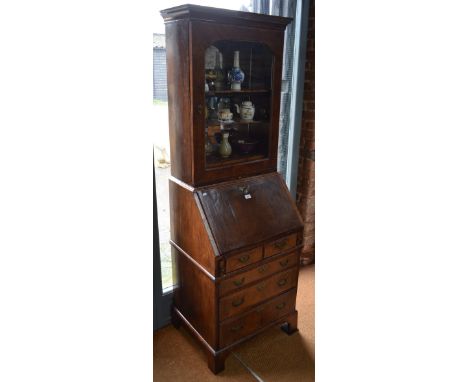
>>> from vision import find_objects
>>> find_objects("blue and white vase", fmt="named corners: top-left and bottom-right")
top-left (228, 51), bottom-right (245, 90)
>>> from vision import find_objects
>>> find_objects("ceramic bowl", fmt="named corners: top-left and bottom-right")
top-left (235, 138), bottom-right (258, 154)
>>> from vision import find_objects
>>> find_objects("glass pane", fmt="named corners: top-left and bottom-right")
top-left (204, 42), bottom-right (273, 169)
top-left (153, 98), bottom-right (174, 292)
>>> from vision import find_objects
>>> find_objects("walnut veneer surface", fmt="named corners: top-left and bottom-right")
top-left (162, 4), bottom-right (301, 374)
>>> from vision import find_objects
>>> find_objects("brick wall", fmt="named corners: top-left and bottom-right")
top-left (296, 2), bottom-right (315, 265)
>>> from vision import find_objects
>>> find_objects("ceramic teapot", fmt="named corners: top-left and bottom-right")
top-left (235, 101), bottom-right (255, 121)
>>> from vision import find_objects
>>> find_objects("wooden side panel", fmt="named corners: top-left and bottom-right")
top-left (169, 179), bottom-right (216, 275)
top-left (173, 247), bottom-right (217, 348)
top-left (165, 20), bottom-right (193, 184)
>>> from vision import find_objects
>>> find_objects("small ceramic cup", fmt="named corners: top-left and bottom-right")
top-left (218, 108), bottom-right (233, 121)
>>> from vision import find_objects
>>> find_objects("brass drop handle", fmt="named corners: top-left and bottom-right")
top-left (197, 104), bottom-right (203, 115)
top-left (230, 324), bottom-right (244, 332)
top-left (258, 265), bottom-right (268, 274)
top-left (232, 297), bottom-right (245, 307)
top-left (233, 277), bottom-right (245, 287)
top-left (276, 302), bottom-right (286, 310)
top-left (277, 278), bottom-right (287, 287)
top-left (256, 282), bottom-right (267, 291)
top-left (279, 259), bottom-right (289, 267)
top-left (274, 239), bottom-right (288, 250)
top-left (238, 254), bottom-right (250, 263)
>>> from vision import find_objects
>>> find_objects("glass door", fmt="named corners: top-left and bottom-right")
top-left (203, 41), bottom-right (273, 168)
top-left (191, 21), bottom-right (285, 185)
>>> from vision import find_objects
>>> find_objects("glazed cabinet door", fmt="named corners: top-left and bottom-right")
top-left (190, 21), bottom-right (286, 186)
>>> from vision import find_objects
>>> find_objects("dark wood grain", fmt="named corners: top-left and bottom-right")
top-left (219, 308), bottom-right (262, 348)
top-left (165, 20), bottom-right (192, 184)
top-left (264, 233), bottom-right (298, 258)
top-left (219, 251), bottom-right (299, 296)
top-left (162, 5), bottom-right (300, 374)
top-left (169, 178), bottom-right (217, 275)
top-left (219, 267), bottom-right (298, 321)
top-left (260, 289), bottom-right (297, 326)
top-left (196, 172), bottom-right (303, 254)
top-left (161, 4), bottom-right (292, 30)
top-left (219, 289), bottom-right (297, 348)
top-left (225, 246), bottom-right (263, 273)
top-left (162, 5), bottom-right (289, 186)
top-left (191, 21), bottom-right (285, 186)
top-left (172, 248), bottom-right (217, 348)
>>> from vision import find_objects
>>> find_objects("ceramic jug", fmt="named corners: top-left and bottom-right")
top-left (235, 101), bottom-right (255, 121)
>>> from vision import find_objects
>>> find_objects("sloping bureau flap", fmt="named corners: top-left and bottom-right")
top-left (196, 172), bottom-right (303, 255)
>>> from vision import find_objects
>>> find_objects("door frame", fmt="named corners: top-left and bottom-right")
top-left (285, 0), bottom-right (311, 198)
top-left (154, 156), bottom-right (173, 330)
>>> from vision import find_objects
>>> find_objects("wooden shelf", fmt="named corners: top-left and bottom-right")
top-left (205, 152), bottom-right (267, 168)
top-left (206, 89), bottom-right (271, 96)
top-left (206, 119), bottom-right (269, 126)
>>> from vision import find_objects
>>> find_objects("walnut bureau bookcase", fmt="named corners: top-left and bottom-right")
top-left (161, 4), bottom-right (303, 374)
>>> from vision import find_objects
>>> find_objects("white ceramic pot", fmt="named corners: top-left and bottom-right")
top-left (235, 101), bottom-right (255, 121)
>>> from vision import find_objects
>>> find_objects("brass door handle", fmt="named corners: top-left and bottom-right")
top-left (197, 104), bottom-right (203, 115)
top-left (233, 277), bottom-right (245, 287)
top-left (274, 239), bottom-right (288, 250)
top-left (276, 302), bottom-right (286, 310)
top-left (232, 297), bottom-right (245, 307)
top-left (277, 278), bottom-right (287, 287)
top-left (230, 324), bottom-right (244, 332)
top-left (238, 254), bottom-right (250, 263)
top-left (256, 282), bottom-right (266, 291)
top-left (279, 259), bottom-right (289, 267)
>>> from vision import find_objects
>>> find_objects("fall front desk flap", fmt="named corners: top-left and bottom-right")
top-left (196, 172), bottom-right (303, 255)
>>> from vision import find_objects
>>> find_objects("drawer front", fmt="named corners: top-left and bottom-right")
top-left (219, 251), bottom-right (299, 297)
top-left (219, 309), bottom-right (262, 348)
top-left (219, 289), bottom-right (297, 348)
top-left (225, 246), bottom-right (263, 273)
top-left (264, 233), bottom-right (297, 258)
top-left (219, 268), bottom-right (298, 321)
top-left (260, 289), bottom-right (297, 326)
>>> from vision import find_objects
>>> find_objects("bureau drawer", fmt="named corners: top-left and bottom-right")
top-left (264, 233), bottom-right (297, 258)
top-left (260, 289), bottom-right (297, 326)
top-left (219, 268), bottom-right (298, 321)
top-left (219, 289), bottom-right (297, 348)
top-left (219, 251), bottom-right (299, 297)
top-left (225, 246), bottom-right (263, 273)
top-left (219, 309), bottom-right (262, 348)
